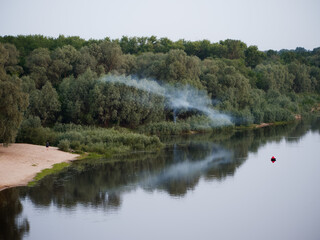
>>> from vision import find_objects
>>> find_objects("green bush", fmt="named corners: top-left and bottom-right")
top-left (273, 108), bottom-right (295, 122)
top-left (138, 121), bottom-right (191, 135)
top-left (252, 109), bottom-right (264, 124)
top-left (70, 140), bottom-right (81, 150)
top-left (84, 142), bottom-right (107, 154)
top-left (233, 109), bottom-right (254, 126)
top-left (53, 123), bottom-right (86, 132)
top-left (17, 122), bottom-right (162, 155)
top-left (58, 139), bottom-right (70, 151)
top-left (263, 108), bottom-right (276, 123)
top-left (17, 116), bottom-right (58, 145)
top-left (138, 115), bottom-right (234, 135)
top-left (54, 124), bottom-right (162, 153)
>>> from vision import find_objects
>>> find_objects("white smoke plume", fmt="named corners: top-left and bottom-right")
top-left (100, 75), bottom-right (233, 126)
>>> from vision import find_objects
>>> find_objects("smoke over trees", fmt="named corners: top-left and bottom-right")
top-left (0, 35), bottom-right (320, 144)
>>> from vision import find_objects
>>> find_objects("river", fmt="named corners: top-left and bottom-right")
top-left (1, 118), bottom-right (320, 240)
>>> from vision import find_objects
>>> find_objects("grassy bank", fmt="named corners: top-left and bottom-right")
top-left (28, 162), bottom-right (71, 186)
top-left (17, 102), bottom-right (320, 157)
top-left (138, 115), bottom-right (234, 136)
top-left (17, 121), bottom-right (163, 157)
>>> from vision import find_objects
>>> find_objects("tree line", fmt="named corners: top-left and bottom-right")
top-left (0, 35), bottom-right (320, 145)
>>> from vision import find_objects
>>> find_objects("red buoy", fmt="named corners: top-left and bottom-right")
top-left (271, 156), bottom-right (276, 163)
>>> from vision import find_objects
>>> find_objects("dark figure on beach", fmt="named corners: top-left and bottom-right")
top-left (46, 141), bottom-right (49, 150)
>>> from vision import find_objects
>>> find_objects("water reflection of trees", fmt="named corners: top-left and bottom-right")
top-left (0, 188), bottom-right (29, 240)
top-left (3, 118), bottom-right (318, 218)
top-left (310, 117), bottom-right (320, 133)
top-left (23, 141), bottom-right (241, 210)
top-left (26, 121), bottom-right (312, 208)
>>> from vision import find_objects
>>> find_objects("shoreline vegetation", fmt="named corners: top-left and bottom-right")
top-left (1, 35), bottom-right (320, 189)
top-left (0, 116), bottom-right (319, 192)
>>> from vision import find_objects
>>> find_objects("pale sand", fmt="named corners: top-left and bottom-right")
top-left (0, 143), bottom-right (79, 191)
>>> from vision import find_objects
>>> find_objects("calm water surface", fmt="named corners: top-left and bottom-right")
top-left (1, 119), bottom-right (320, 240)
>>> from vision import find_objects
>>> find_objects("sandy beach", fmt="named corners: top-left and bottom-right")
top-left (0, 143), bottom-right (79, 191)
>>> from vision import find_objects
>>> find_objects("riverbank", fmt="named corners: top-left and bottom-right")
top-left (0, 143), bottom-right (79, 191)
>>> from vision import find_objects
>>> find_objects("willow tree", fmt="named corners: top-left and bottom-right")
top-left (255, 63), bottom-right (294, 92)
top-left (0, 43), bottom-right (28, 145)
top-left (26, 48), bottom-right (51, 88)
top-left (27, 81), bottom-right (61, 125)
top-left (59, 69), bottom-right (98, 124)
top-left (47, 45), bottom-right (79, 86)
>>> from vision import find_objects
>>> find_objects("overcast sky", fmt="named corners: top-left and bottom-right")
top-left (0, 0), bottom-right (319, 51)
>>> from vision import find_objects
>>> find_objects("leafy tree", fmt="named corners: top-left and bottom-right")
top-left (308, 47), bottom-right (320, 67)
top-left (91, 80), bottom-right (165, 128)
top-left (288, 62), bottom-right (311, 93)
top-left (118, 54), bottom-right (137, 75)
top-left (2, 43), bottom-right (23, 76)
top-left (245, 46), bottom-right (266, 68)
top-left (89, 41), bottom-right (123, 74)
top-left (200, 59), bottom-right (251, 110)
top-left (135, 52), bottom-right (166, 80)
top-left (219, 39), bottom-right (247, 59)
top-left (154, 37), bottom-right (173, 53)
top-left (21, 76), bottom-right (36, 94)
top-left (0, 43), bottom-right (9, 66)
top-left (280, 50), bottom-right (297, 64)
top-left (120, 36), bottom-right (138, 54)
top-left (116, 85), bottom-right (165, 127)
top-left (172, 39), bottom-right (185, 51)
top-left (184, 40), bottom-right (213, 60)
top-left (0, 43), bottom-right (28, 145)
top-left (74, 46), bottom-right (98, 76)
top-left (0, 76), bottom-right (25, 145)
top-left (162, 50), bottom-right (201, 87)
top-left (54, 35), bottom-right (86, 50)
top-left (27, 81), bottom-right (61, 125)
top-left (26, 48), bottom-right (51, 88)
top-left (90, 82), bottom-right (121, 126)
top-left (59, 69), bottom-right (98, 124)
top-left (47, 45), bottom-right (79, 86)
top-left (255, 63), bottom-right (294, 92)
top-left (310, 66), bottom-right (320, 93)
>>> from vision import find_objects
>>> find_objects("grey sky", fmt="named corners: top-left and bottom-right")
top-left (0, 0), bottom-right (319, 50)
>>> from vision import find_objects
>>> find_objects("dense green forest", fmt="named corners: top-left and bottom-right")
top-left (0, 35), bottom-right (320, 152)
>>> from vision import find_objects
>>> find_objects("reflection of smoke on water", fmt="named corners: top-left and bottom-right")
top-left (139, 146), bottom-right (232, 191)
top-left (105, 144), bottom-right (234, 197)
top-left (22, 141), bottom-right (245, 210)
